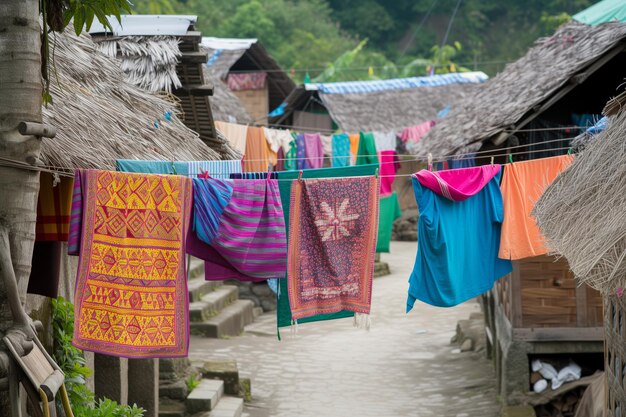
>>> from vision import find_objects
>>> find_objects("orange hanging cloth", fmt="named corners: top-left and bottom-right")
top-left (243, 127), bottom-right (271, 172)
top-left (499, 155), bottom-right (574, 260)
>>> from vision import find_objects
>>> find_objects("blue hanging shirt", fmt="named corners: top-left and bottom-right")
top-left (407, 170), bottom-right (512, 310)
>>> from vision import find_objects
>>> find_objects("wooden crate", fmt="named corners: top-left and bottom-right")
top-left (605, 296), bottom-right (626, 417)
top-left (495, 255), bottom-right (603, 341)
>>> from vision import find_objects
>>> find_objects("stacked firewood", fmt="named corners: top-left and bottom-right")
top-left (534, 387), bottom-right (587, 417)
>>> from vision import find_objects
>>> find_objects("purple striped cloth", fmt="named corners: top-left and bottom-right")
top-left (68, 170), bottom-right (85, 256)
top-left (193, 179), bottom-right (287, 281)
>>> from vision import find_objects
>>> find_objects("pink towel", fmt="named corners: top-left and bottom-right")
top-left (399, 121), bottom-right (436, 143)
top-left (379, 150), bottom-right (399, 196)
top-left (414, 165), bottom-right (501, 202)
top-left (304, 133), bottom-right (324, 169)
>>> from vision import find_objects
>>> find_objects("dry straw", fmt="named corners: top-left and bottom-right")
top-left (41, 28), bottom-right (222, 171)
top-left (533, 94), bottom-right (626, 295)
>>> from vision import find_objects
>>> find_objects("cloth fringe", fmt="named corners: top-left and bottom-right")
top-left (353, 313), bottom-right (371, 331)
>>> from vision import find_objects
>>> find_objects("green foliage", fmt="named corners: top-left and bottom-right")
top-left (51, 297), bottom-right (145, 417)
top-left (541, 12), bottom-right (573, 32)
top-left (186, 375), bottom-right (201, 392)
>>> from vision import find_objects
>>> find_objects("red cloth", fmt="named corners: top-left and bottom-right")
top-left (227, 72), bottom-right (267, 91)
top-left (379, 150), bottom-right (399, 196)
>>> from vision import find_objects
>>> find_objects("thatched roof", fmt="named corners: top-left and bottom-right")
top-left (416, 21), bottom-right (626, 157)
top-left (533, 90), bottom-right (626, 295)
top-left (320, 83), bottom-right (480, 132)
top-left (95, 36), bottom-right (182, 93)
top-left (41, 28), bottom-right (218, 171)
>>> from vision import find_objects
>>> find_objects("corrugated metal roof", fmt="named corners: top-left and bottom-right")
top-left (89, 15), bottom-right (197, 36)
top-left (201, 37), bottom-right (257, 51)
top-left (305, 71), bottom-right (488, 94)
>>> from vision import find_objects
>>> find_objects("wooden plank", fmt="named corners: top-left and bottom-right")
top-left (180, 51), bottom-right (209, 64)
top-left (178, 30), bottom-right (202, 43)
top-left (511, 262), bottom-right (523, 327)
top-left (576, 283), bottom-right (588, 327)
top-left (513, 326), bottom-right (604, 342)
top-left (174, 84), bottom-right (214, 97)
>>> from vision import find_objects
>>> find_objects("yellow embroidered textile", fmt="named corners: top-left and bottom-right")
top-left (72, 170), bottom-right (192, 358)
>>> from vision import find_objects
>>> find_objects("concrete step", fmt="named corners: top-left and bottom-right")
top-left (201, 361), bottom-right (240, 396)
top-left (209, 397), bottom-right (244, 417)
top-left (186, 379), bottom-right (224, 414)
top-left (190, 300), bottom-right (255, 338)
top-left (190, 286), bottom-right (239, 322)
top-left (188, 257), bottom-right (205, 279)
top-left (188, 277), bottom-right (223, 303)
top-left (158, 399), bottom-right (186, 417)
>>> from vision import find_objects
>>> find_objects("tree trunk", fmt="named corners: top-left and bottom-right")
top-left (0, 0), bottom-right (43, 415)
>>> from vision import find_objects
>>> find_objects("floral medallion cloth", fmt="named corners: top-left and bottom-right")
top-left (70, 170), bottom-right (192, 358)
top-left (288, 176), bottom-right (379, 320)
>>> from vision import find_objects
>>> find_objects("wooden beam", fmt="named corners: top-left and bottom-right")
top-left (18, 122), bottom-right (56, 138)
top-left (180, 51), bottom-right (208, 64)
top-left (173, 84), bottom-right (214, 97)
top-left (513, 327), bottom-right (604, 342)
top-left (178, 31), bottom-right (202, 43)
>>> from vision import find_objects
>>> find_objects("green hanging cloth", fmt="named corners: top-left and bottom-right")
top-left (275, 164), bottom-right (380, 338)
top-left (376, 192), bottom-right (402, 253)
top-left (356, 132), bottom-right (379, 166)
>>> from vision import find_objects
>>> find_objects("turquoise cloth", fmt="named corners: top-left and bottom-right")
top-left (116, 159), bottom-right (187, 175)
top-left (331, 133), bottom-right (351, 167)
top-left (276, 164), bottom-right (380, 334)
top-left (407, 170), bottom-right (512, 309)
top-left (573, 0), bottom-right (626, 25)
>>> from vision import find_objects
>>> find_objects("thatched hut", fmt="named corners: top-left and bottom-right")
top-left (416, 21), bottom-right (626, 160)
top-left (271, 72), bottom-right (488, 133)
top-left (533, 90), bottom-right (626, 417)
top-left (202, 37), bottom-right (295, 125)
top-left (89, 15), bottom-right (242, 159)
top-left (41, 26), bottom-right (218, 171)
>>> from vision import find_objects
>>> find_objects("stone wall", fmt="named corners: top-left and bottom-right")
top-left (226, 280), bottom-right (276, 312)
top-left (392, 209), bottom-right (418, 241)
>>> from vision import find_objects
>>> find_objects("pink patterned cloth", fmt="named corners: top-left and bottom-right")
top-left (414, 165), bottom-right (501, 202)
top-left (379, 150), bottom-right (399, 196)
top-left (399, 121), bottom-right (436, 143)
top-left (227, 72), bottom-right (267, 91)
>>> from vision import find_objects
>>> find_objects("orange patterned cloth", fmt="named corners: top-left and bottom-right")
top-left (36, 173), bottom-right (74, 241)
top-left (244, 127), bottom-right (271, 172)
top-left (348, 134), bottom-right (360, 165)
top-left (71, 170), bottom-right (192, 358)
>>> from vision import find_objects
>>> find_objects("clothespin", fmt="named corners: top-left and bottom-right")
top-left (508, 154), bottom-right (513, 164)
top-left (427, 153), bottom-right (433, 171)
top-left (567, 148), bottom-right (573, 155)
top-left (298, 170), bottom-right (303, 181)
top-left (171, 162), bottom-right (177, 175)
top-left (52, 173), bottom-right (60, 187)
top-left (490, 157), bottom-right (494, 166)
top-left (198, 170), bottom-right (210, 180)
top-left (374, 168), bottom-right (379, 179)
top-left (266, 163), bottom-right (272, 180)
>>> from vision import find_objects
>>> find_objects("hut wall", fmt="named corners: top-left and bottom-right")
top-left (233, 86), bottom-right (269, 125)
top-left (605, 296), bottom-right (626, 417)
top-left (293, 110), bottom-right (332, 132)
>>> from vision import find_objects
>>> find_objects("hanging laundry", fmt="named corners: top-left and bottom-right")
top-left (244, 127), bottom-right (271, 172)
top-left (499, 155), bottom-right (574, 260)
top-left (284, 136), bottom-right (297, 171)
top-left (288, 176), bottom-right (379, 321)
top-left (376, 192), bottom-right (401, 253)
top-left (275, 164), bottom-right (380, 334)
top-left (408, 166), bottom-right (512, 309)
top-left (331, 133), bottom-right (351, 167)
top-left (400, 121), bottom-right (436, 154)
top-left (117, 160), bottom-right (242, 179)
top-left (215, 121), bottom-right (248, 154)
top-left (186, 160), bottom-right (242, 178)
top-left (296, 134), bottom-right (308, 170)
top-left (348, 133), bottom-right (360, 165)
top-left (227, 72), bottom-right (267, 91)
top-left (379, 150), bottom-right (400, 196)
top-left (447, 154), bottom-right (476, 169)
top-left (304, 133), bottom-right (324, 169)
top-left (356, 132), bottom-right (378, 166)
top-left (194, 178), bottom-right (287, 281)
top-left (27, 241), bottom-right (62, 298)
top-left (275, 147), bottom-right (286, 171)
top-left (320, 134), bottom-right (333, 156)
top-left (373, 131), bottom-right (397, 152)
top-left (36, 172), bottom-right (74, 241)
top-left (69, 170), bottom-right (192, 358)
top-left (263, 127), bottom-right (293, 155)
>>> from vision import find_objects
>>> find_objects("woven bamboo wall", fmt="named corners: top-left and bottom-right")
top-left (605, 296), bottom-right (626, 417)
top-left (497, 256), bottom-right (603, 329)
top-left (234, 87), bottom-right (269, 125)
